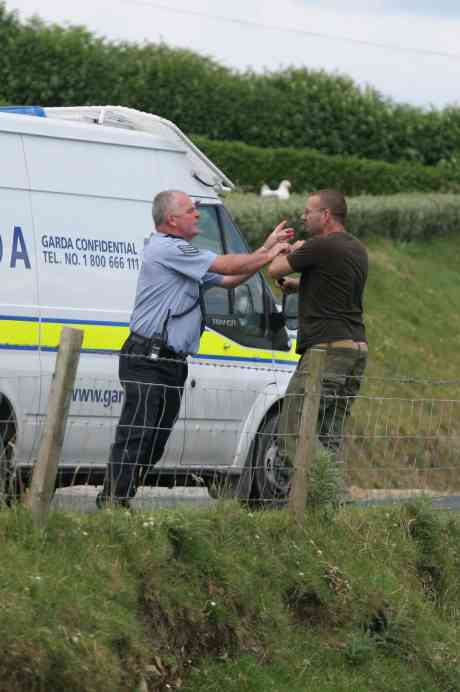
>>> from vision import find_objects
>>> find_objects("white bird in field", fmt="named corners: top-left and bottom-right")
top-left (260, 179), bottom-right (291, 201)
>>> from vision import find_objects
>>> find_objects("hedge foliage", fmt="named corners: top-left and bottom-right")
top-left (224, 193), bottom-right (460, 247)
top-left (1, 3), bottom-right (460, 167)
top-left (193, 136), bottom-right (460, 195)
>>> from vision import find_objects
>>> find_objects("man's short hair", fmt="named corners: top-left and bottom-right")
top-left (152, 190), bottom-right (183, 227)
top-left (313, 189), bottom-right (347, 225)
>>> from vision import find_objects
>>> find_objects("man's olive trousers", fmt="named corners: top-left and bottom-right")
top-left (278, 345), bottom-right (368, 465)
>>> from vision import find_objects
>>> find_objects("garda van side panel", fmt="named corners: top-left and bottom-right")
top-left (0, 131), bottom-right (29, 189)
top-left (24, 133), bottom-right (188, 468)
top-left (0, 130), bottom-right (42, 466)
top-left (22, 133), bottom-right (207, 201)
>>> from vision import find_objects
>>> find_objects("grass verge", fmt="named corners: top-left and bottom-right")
top-left (1, 501), bottom-right (460, 691)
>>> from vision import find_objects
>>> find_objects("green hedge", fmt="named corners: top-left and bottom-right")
top-left (2, 3), bottom-right (460, 166)
top-left (224, 193), bottom-right (460, 246)
top-left (193, 136), bottom-right (460, 196)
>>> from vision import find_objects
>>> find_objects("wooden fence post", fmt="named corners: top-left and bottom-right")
top-left (26, 327), bottom-right (84, 529)
top-left (288, 348), bottom-right (326, 525)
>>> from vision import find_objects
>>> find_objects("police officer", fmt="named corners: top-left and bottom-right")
top-left (97, 189), bottom-right (293, 508)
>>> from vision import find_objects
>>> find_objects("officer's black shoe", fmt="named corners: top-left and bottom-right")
top-left (96, 493), bottom-right (131, 511)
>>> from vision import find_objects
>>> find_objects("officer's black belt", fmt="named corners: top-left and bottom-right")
top-left (128, 332), bottom-right (188, 361)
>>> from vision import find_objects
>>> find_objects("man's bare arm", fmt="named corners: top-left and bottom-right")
top-left (268, 239), bottom-right (305, 280)
top-left (267, 254), bottom-right (293, 280)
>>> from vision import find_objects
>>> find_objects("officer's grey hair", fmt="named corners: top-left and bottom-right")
top-left (152, 190), bottom-right (184, 227)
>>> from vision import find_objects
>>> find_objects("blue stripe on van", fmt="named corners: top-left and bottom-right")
top-left (0, 314), bottom-right (129, 328)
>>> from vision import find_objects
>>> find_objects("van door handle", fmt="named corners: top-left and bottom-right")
top-left (190, 379), bottom-right (196, 388)
top-left (223, 342), bottom-right (231, 350)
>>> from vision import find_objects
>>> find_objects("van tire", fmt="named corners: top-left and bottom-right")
top-left (250, 412), bottom-right (292, 507)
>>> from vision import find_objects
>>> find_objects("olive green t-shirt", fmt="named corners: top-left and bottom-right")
top-left (287, 231), bottom-right (368, 354)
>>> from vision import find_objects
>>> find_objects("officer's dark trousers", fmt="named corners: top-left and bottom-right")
top-left (101, 338), bottom-right (188, 501)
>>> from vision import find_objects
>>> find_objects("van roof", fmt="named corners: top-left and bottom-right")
top-left (0, 105), bottom-right (234, 191)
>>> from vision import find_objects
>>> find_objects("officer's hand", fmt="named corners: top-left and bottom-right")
top-left (263, 221), bottom-right (295, 250)
top-left (269, 241), bottom-right (291, 258)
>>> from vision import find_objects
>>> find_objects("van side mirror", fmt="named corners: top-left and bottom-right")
top-left (282, 293), bottom-right (299, 332)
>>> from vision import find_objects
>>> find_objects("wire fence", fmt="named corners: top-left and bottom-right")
top-left (1, 348), bottom-right (460, 516)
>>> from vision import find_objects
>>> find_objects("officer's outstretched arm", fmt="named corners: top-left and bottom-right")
top-left (209, 242), bottom-right (289, 276)
top-left (220, 273), bottom-right (252, 288)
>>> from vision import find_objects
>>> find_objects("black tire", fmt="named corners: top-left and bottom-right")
top-left (250, 413), bottom-right (292, 506)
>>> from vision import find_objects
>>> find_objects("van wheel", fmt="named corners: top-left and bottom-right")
top-left (251, 413), bottom-right (292, 507)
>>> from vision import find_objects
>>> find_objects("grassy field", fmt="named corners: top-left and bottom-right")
top-left (1, 501), bottom-right (460, 691)
top-left (343, 233), bottom-right (460, 492)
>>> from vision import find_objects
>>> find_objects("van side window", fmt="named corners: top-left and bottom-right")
top-left (193, 205), bottom-right (224, 254)
top-left (218, 206), bottom-right (290, 351)
top-left (218, 206), bottom-right (249, 254)
top-left (195, 206), bottom-right (230, 315)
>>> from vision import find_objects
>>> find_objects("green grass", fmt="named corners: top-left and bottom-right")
top-left (1, 501), bottom-right (460, 691)
top-left (344, 233), bottom-right (460, 491)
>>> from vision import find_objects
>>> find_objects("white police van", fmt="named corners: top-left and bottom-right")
top-left (0, 105), bottom-right (298, 504)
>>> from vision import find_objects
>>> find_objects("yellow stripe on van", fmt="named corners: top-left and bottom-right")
top-left (198, 329), bottom-right (299, 364)
top-left (0, 319), bottom-right (40, 347)
top-left (0, 316), bottom-right (298, 364)
top-left (39, 322), bottom-right (128, 352)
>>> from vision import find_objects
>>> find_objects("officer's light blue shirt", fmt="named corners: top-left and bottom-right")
top-left (130, 233), bottom-right (224, 354)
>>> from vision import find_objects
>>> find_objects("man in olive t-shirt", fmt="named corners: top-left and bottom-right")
top-left (268, 189), bottom-right (368, 466)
